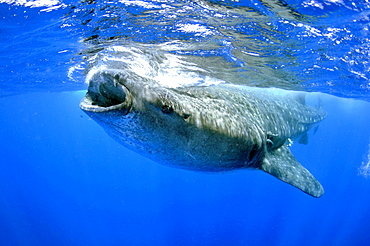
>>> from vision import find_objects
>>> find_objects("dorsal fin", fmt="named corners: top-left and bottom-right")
top-left (259, 145), bottom-right (324, 198)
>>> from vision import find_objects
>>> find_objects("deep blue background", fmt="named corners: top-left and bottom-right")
top-left (1, 91), bottom-right (370, 245)
top-left (1, 0), bottom-right (370, 245)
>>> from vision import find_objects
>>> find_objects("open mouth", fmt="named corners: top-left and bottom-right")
top-left (79, 72), bottom-right (133, 113)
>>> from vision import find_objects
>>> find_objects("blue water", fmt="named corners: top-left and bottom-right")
top-left (1, 0), bottom-right (370, 245)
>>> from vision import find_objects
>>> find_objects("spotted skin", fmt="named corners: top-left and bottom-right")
top-left (80, 70), bottom-right (326, 197)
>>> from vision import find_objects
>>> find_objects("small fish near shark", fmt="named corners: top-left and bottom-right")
top-left (80, 68), bottom-right (327, 198)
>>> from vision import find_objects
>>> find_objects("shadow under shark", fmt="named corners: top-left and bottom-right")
top-left (80, 68), bottom-right (326, 198)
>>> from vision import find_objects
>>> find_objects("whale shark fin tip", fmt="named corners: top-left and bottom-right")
top-left (259, 145), bottom-right (324, 198)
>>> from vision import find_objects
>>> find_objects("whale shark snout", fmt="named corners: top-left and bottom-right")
top-left (80, 72), bottom-right (133, 114)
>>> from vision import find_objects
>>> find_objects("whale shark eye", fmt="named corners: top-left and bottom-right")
top-left (161, 105), bottom-right (174, 114)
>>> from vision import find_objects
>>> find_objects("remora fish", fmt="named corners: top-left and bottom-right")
top-left (80, 69), bottom-right (327, 197)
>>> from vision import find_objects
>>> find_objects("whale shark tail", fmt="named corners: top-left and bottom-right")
top-left (260, 145), bottom-right (324, 198)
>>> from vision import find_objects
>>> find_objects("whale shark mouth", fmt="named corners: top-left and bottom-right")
top-left (80, 72), bottom-right (133, 113)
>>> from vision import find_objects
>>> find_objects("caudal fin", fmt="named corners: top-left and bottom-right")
top-left (259, 145), bottom-right (324, 198)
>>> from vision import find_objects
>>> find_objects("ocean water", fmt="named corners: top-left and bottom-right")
top-left (1, 0), bottom-right (370, 245)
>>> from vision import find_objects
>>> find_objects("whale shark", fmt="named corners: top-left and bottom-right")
top-left (80, 68), bottom-right (327, 197)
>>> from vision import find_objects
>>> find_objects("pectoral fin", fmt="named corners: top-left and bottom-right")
top-left (259, 145), bottom-right (324, 198)
top-left (298, 133), bottom-right (308, 145)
